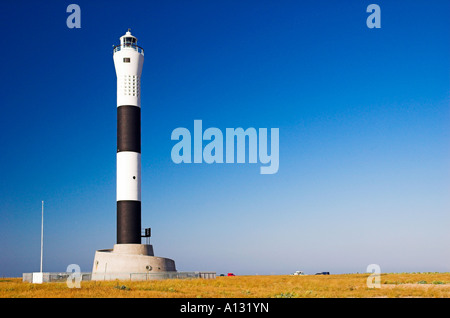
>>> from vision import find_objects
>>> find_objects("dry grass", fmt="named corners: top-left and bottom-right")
top-left (1, 273), bottom-right (449, 298)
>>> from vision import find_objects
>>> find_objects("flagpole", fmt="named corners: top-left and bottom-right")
top-left (40, 201), bottom-right (44, 273)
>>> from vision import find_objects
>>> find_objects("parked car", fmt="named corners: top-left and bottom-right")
top-left (315, 272), bottom-right (330, 275)
top-left (292, 271), bottom-right (305, 275)
top-left (227, 273), bottom-right (235, 276)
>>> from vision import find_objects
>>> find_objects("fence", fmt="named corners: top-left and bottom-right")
top-left (23, 271), bottom-right (215, 282)
top-left (22, 272), bottom-right (92, 283)
top-left (130, 271), bottom-right (216, 281)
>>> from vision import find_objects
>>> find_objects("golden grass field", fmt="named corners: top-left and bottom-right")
top-left (1, 273), bottom-right (449, 298)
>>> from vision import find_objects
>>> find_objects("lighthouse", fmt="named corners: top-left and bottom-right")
top-left (92, 30), bottom-right (176, 280)
top-left (114, 29), bottom-right (143, 244)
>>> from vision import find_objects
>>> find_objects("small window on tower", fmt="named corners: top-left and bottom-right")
top-left (123, 57), bottom-right (130, 63)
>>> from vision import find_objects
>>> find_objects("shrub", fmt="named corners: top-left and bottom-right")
top-left (274, 292), bottom-right (297, 298)
top-left (432, 281), bottom-right (444, 285)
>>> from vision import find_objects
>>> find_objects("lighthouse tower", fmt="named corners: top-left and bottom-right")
top-left (114, 29), bottom-right (143, 244)
top-left (92, 30), bottom-right (176, 280)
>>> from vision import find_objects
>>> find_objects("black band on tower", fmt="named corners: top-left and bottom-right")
top-left (117, 200), bottom-right (141, 244)
top-left (117, 105), bottom-right (141, 153)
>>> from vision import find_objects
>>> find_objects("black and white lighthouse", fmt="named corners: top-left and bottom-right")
top-left (113, 30), bottom-right (144, 244)
top-left (91, 30), bottom-right (176, 280)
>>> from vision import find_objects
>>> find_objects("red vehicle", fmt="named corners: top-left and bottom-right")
top-left (227, 273), bottom-right (235, 276)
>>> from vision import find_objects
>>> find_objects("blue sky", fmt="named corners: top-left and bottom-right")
top-left (0, 0), bottom-right (449, 277)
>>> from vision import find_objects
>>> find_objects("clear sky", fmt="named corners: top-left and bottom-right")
top-left (0, 0), bottom-right (449, 277)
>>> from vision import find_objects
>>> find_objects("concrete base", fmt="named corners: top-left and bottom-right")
top-left (91, 244), bottom-right (176, 281)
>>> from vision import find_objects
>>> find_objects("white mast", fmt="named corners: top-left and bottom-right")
top-left (40, 201), bottom-right (44, 273)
